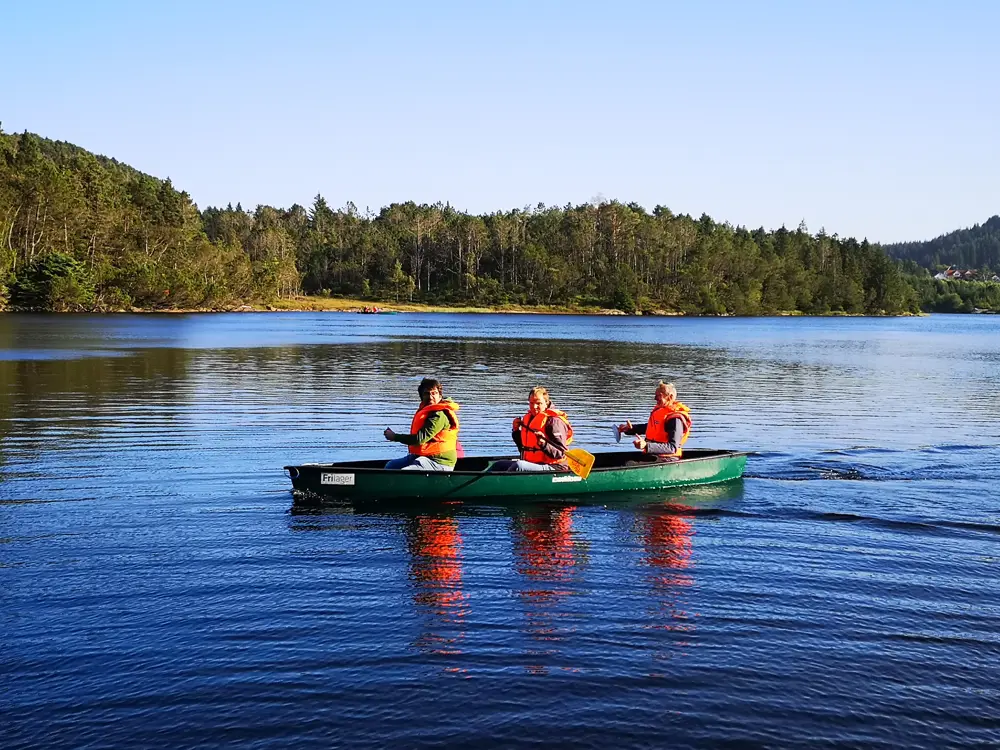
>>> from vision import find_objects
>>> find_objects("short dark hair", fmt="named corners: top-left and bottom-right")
top-left (418, 378), bottom-right (442, 397)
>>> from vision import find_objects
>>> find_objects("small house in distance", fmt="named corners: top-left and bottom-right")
top-left (933, 267), bottom-right (995, 282)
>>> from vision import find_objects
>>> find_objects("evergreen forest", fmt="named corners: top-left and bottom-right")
top-left (2, 129), bottom-right (997, 314)
top-left (886, 217), bottom-right (1000, 271)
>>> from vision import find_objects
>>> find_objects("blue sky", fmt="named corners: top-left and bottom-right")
top-left (4, 0), bottom-right (998, 243)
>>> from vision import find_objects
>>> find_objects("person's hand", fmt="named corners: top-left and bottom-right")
top-left (617, 420), bottom-right (632, 435)
top-left (633, 436), bottom-right (646, 451)
top-left (383, 427), bottom-right (396, 441)
top-left (512, 417), bottom-right (521, 430)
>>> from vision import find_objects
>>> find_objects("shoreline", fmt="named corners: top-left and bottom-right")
top-left (1, 295), bottom-right (927, 316)
top-left (254, 297), bottom-right (643, 315)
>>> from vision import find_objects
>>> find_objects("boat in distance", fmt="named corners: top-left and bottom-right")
top-left (285, 449), bottom-right (747, 501)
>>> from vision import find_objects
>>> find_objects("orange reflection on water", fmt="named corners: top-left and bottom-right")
top-left (511, 506), bottom-right (588, 673)
top-left (637, 502), bottom-right (697, 644)
top-left (514, 506), bottom-right (583, 594)
top-left (405, 515), bottom-right (469, 660)
top-left (641, 506), bottom-right (694, 587)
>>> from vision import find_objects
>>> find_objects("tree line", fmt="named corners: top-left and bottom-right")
top-left (1, 128), bottom-right (993, 314)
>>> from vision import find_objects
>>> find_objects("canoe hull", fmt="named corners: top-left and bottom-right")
top-left (285, 450), bottom-right (747, 502)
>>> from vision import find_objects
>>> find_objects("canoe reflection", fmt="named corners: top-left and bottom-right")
top-left (404, 515), bottom-right (469, 661)
top-left (287, 481), bottom-right (744, 674)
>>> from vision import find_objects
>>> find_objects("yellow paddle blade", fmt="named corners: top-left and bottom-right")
top-left (565, 448), bottom-right (595, 480)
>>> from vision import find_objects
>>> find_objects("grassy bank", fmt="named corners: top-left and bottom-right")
top-left (29, 294), bottom-right (916, 315)
top-left (157, 296), bottom-right (909, 316)
top-left (181, 296), bottom-right (639, 315)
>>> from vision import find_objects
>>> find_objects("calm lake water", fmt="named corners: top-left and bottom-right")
top-left (2, 312), bottom-right (999, 749)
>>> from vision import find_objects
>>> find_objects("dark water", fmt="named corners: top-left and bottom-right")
top-left (2, 312), bottom-right (999, 749)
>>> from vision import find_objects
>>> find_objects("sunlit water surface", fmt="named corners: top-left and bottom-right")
top-left (2, 313), bottom-right (999, 749)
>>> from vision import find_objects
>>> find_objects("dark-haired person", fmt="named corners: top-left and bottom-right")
top-left (617, 381), bottom-right (691, 459)
top-left (384, 378), bottom-right (461, 471)
top-left (490, 386), bottom-right (573, 472)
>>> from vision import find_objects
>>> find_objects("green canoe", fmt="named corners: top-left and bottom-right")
top-left (285, 449), bottom-right (747, 502)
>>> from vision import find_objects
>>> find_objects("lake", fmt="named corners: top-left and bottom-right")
top-left (2, 312), bottom-right (999, 749)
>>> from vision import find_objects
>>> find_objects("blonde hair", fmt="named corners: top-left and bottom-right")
top-left (655, 381), bottom-right (677, 401)
top-left (528, 386), bottom-right (552, 408)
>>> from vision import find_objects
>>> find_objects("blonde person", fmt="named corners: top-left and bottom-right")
top-left (617, 382), bottom-right (691, 460)
top-left (490, 386), bottom-right (573, 472)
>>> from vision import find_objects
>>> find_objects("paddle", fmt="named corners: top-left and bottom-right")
top-left (564, 447), bottom-right (595, 480)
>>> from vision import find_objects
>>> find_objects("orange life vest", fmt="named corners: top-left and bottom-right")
top-left (408, 400), bottom-right (461, 456)
top-left (520, 408), bottom-right (573, 464)
top-left (644, 401), bottom-right (691, 457)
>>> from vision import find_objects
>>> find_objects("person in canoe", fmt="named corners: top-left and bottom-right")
top-left (383, 378), bottom-right (461, 471)
top-left (617, 381), bottom-right (691, 460)
top-left (490, 386), bottom-right (573, 472)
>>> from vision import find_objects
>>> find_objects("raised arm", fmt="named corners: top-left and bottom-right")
top-left (619, 420), bottom-right (649, 436)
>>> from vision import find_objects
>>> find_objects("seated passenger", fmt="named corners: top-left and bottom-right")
top-left (617, 381), bottom-right (691, 460)
top-left (384, 378), bottom-right (460, 471)
top-left (490, 386), bottom-right (573, 472)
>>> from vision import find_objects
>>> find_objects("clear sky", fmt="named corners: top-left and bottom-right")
top-left (4, 0), bottom-right (998, 243)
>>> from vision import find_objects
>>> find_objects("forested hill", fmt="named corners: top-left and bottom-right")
top-left (885, 216), bottom-right (1000, 270)
top-left (0, 127), bottom-right (955, 315)
top-left (0, 129), bottom-right (255, 311)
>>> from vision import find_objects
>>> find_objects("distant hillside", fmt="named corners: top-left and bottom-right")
top-left (0, 128), bottom-right (270, 311)
top-left (885, 216), bottom-right (1000, 270)
top-left (5, 131), bottom-right (152, 183)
